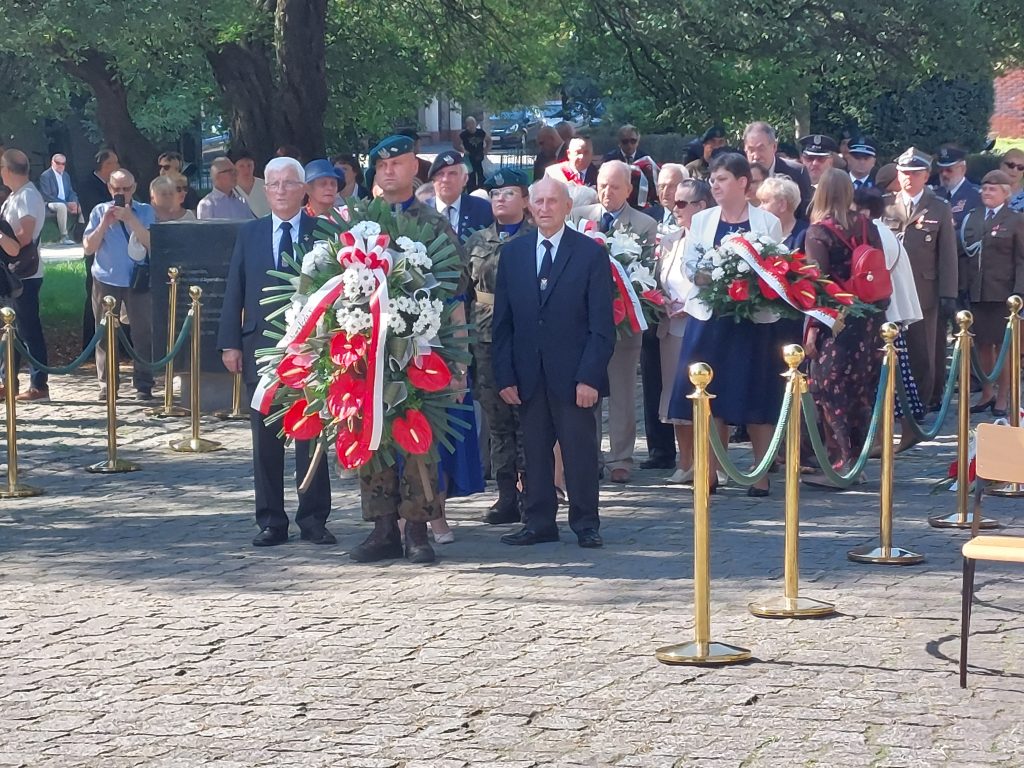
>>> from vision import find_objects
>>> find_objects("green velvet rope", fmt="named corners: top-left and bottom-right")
top-left (707, 386), bottom-right (792, 487)
top-left (969, 321), bottom-right (1012, 385)
top-left (11, 322), bottom-right (105, 375)
top-left (116, 313), bottom-right (193, 371)
top-left (896, 344), bottom-right (960, 441)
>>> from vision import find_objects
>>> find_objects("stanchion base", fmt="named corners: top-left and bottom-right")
top-left (927, 512), bottom-right (999, 530)
top-left (748, 595), bottom-right (836, 618)
top-left (0, 483), bottom-right (44, 498)
top-left (169, 437), bottom-right (225, 453)
top-left (655, 641), bottom-right (751, 666)
top-left (146, 406), bottom-right (190, 418)
top-left (987, 482), bottom-right (1024, 498)
top-left (847, 543), bottom-right (925, 564)
top-left (212, 409), bottom-right (248, 421)
top-left (86, 459), bottom-right (140, 474)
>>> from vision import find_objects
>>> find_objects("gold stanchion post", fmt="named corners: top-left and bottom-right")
top-left (929, 311), bottom-right (997, 528)
top-left (849, 323), bottom-right (924, 564)
top-left (750, 345), bottom-right (836, 616)
top-left (0, 308), bottom-right (43, 498)
top-left (213, 373), bottom-right (248, 421)
top-left (147, 266), bottom-right (189, 418)
top-left (87, 296), bottom-right (140, 473)
top-left (170, 287), bottom-right (224, 453)
top-left (656, 363), bottom-right (751, 666)
top-left (988, 295), bottom-right (1023, 497)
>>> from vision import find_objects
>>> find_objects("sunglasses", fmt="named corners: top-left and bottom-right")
top-left (54, 161), bottom-right (66, 166)
top-left (158, 163), bottom-right (173, 170)
top-left (673, 199), bottom-right (698, 208)
top-left (1003, 161), bottom-right (1024, 171)
top-left (620, 138), bottom-right (639, 145)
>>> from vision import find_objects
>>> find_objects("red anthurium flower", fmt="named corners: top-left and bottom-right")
top-left (764, 256), bottom-right (790, 278)
top-left (612, 297), bottom-right (627, 325)
top-left (641, 288), bottom-right (666, 306)
top-left (795, 262), bottom-right (822, 280)
top-left (336, 425), bottom-right (371, 469)
top-left (330, 331), bottom-right (367, 369)
top-left (790, 279), bottom-right (818, 309)
top-left (727, 279), bottom-right (750, 302)
top-left (392, 409), bottom-right (433, 455)
top-left (823, 281), bottom-right (856, 306)
top-left (277, 351), bottom-right (315, 389)
top-left (757, 276), bottom-right (780, 300)
top-left (326, 372), bottom-right (366, 419)
top-left (407, 351), bottom-right (452, 392)
top-left (282, 398), bottom-right (323, 440)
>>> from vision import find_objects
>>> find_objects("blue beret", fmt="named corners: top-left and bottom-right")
top-left (428, 150), bottom-right (464, 180)
top-left (484, 167), bottom-right (529, 190)
top-left (369, 135), bottom-right (414, 163)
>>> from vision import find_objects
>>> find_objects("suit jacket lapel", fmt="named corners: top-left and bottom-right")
top-left (540, 231), bottom-right (573, 307)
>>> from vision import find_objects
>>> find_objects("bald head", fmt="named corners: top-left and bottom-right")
top-left (597, 160), bottom-right (632, 212)
top-left (528, 176), bottom-right (572, 236)
top-left (1, 149), bottom-right (29, 178)
top-left (210, 156), bottom-right (237, 193)
top-left (536, 125), bottom-right (562, 157)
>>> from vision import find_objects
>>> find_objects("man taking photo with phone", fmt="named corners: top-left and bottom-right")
top-left (83, 169), bottom-right (156, 401)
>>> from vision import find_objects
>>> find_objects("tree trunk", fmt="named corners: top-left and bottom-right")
top-left (205, 40), bottom-right (278, 169)
top-left (274, 0), bottom-right (327, 160)
top-left (59, 48), bottom-right (161, 192)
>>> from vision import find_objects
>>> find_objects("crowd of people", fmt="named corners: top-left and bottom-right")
top-left (1, 118), bottom-right (1023, 565)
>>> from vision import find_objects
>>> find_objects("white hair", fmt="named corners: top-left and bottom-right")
top-left (758, 175), bottom-right (800, 211)
top-left (528, 177), bottom-right (572, 203)
top-left (265, 156), bottom-right (304, 179)
top-left (658, 163), bottom-right (689, 184)
top-left (598, 159), bottom-right (631, 185)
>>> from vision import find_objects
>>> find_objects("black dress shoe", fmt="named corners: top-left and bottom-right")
top-left (576, 529), bottom-right (603, 548)
top-left (747, 484), bottom-right (770, 498)
top-left (970, 397), bottom-right (995, 414)
top-left (500, 527), bottom-right (559, 545)
top-left (252, 527), bottom-right (288, 547)
top-left (299, 526), bottom-right (337, 545)
top-left (640, 457), bottom-right (675, 470)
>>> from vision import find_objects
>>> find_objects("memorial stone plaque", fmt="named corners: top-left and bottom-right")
top-left (151, 220), bottom-right (244, 373)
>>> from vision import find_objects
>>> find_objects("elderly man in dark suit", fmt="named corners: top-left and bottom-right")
top-left (218, 156), bottom-right (333, 548)
top-left (882, 147), bottom-right (959, 410)
top-left (427, 150), bottom-right (494, 241)
top-left (743, 121), bottom-right (813, 218)
top-left (38, 153), bottom-right (79, 244)
top-left (492, 177), bottom-right (615, 548)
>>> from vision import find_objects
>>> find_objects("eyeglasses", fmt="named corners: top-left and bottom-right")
top-left (489, 189), bottom-right (520, 200)
top-left (1003, 161), bottom-right (1024, 171)
top-left (673, 199), bottom-right (698, 208)
top-left (265, 181), bottom-right (305, 191)
top-left (620, 138), bottom-right (639, 145)
top-left (53, 161), bottom-right (66, 166)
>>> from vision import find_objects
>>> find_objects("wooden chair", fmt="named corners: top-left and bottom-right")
top-left (959, 422), bottom-right (1024, 687)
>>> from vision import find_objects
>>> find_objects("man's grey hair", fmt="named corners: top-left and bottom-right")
top-left (210, 156), bottom-right (234, 172)
top-left (528, 177), bottom-right (572, 203)
top-left (265, 156), bottom-right (304, 179)
top-left (743, 121), bottom-right (777, 143)
top-left (598, 159), bottom-right (631, 185)
top-left (658, 163), bottom-right (689, 184)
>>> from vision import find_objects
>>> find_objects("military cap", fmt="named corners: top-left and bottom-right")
top-left (701, 125), bottom-right (726, 143)
top-left (798, 134), bottom-right (839, 156)
top-left (848, 137), bottom-right (876, 157)
top-left (483, 167), bottom-right (529, 191)
top-left (935, 146), bottom-right (967, 167)
top-left (304, 158), bottom-right (343, 184)
top-left (427, 150), bottom-right (464, 180)
top-left (895, 147), bottom-right (933, 171)
top-left (368, 135), bottom-right (414, 163)
top-left (874, 163), bottom-right (898, 191)
top-left (982, 169), bottom-right (1013, 186)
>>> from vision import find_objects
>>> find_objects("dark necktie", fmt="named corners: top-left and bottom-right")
top-left (853, 179), bottom-right (863, 190)
top-left (601, 212), bottom-right (614, 232)
top-left (538, 239), bottom-right (554, 296)
top-left (278, 221), bottom-right (293, 269)
top-left (986, 209), bottom-right (995, 221)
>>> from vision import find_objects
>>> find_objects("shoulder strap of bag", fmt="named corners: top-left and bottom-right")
top-left (819, 218), bottom-right (856, 252)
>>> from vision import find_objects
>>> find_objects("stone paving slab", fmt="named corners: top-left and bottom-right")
top-left (0, 371), bottom-right (1023, 767)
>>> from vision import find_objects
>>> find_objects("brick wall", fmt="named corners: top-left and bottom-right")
top-left (992, 69), bottom-right (1024, 138)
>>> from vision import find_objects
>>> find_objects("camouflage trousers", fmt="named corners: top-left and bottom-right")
top-left (473, 341), bottom-right (525, 489)
top-left (360, 458), bottom-right (442, 523)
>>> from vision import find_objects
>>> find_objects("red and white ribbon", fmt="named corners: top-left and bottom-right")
top-left (610, 257), bottom-right (648, 333)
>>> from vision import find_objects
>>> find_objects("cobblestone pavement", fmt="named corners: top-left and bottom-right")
top-left (1, 371), bottom-right (1023, 768)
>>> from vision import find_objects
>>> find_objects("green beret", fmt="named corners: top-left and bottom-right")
top-left (369, 135), bottom-right (414, 163)
top-left (484, 167), bottom-right (529, 191)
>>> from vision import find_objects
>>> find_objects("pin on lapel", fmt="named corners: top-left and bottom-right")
top-left (540, 277), bottom-right (548, 291)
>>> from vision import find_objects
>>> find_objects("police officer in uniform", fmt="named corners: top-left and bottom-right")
top-left (349, 135), bottom-right (470, 565)
top-left (798, 134), bottom-right (839, 186)
top-left (882, 147), bottom-right (959, 410)
top-left (466, 168), bottom-right (534, 524)
top-left (935, 146), bottom-right (981, 230)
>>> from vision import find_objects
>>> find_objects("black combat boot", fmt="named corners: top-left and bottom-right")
top-left (404, 520), bottom-right (435, 564)
top-left (484, 475), bottom-right (522, 524)
top-left (349, 513), bottom-right (403, 562)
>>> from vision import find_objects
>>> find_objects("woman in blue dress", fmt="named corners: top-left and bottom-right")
top-left (667, 153), bottom-right (800, 496)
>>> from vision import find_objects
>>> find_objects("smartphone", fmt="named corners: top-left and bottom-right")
top-left (113, 194), bottom-right (126, 207)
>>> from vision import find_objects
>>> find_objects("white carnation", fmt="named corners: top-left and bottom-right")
top-left (736, 260), bottom-right (751, 274)
top-left (710, 252), bottom-right (723, 267)
top-left (301, 241), bottom-right (333, 276)
top-left (335, 307), bottom-right (373, 335)
top-left (711, 267), bottom-right (725, 281)
top-left (351, 221), bottom-right (382, 239)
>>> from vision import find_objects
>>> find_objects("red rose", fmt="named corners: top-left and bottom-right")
top-left (790, 279), bottom-right (818, 309)
top-left (282, 398), bottom-right (323, 440)
top-left (326, 372), bottom-right (366, 420)
top-left (407, 351), bottom-right (452, 392)
top-left (277, 351), bottom-right (315, 389)
top-left (823, 281), bottom-right (855, 306)
top-left (392, 409), bottom-right (432, 455)
top-left (612, 297), bottom-right (627, 325)
top-left (330, 331), bottom-right (367, 370)
top-left (336, 425), bottom-right (371, 469)
top-left (757, 277), bottom-right (780, 300)
top-left (727, 279), bottom-right (750, 302)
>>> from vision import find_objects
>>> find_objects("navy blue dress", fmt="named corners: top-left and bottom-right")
top-left (667, 219), bottom-right (802, 425)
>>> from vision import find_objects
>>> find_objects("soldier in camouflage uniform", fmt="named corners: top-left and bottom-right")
top-left (350, 135), bottom-right (470, 565)
top-left (465, 167), bottom-right (533, 524)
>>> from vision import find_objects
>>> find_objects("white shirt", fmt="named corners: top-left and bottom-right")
top-left (271, 211), bottom-right (302, 268)
top-left (434, 195), bottom-right (461, 230)
top-left (1, 182), bottom-right (46, 279)
top-left (849, 173), bottom-right (871, 187)
top-left (54, 171), bottom-right (66, 201)
top-left (535, 226), bottom-right (565, 275)
top-left (985, 205), bottom-right (1004, 219)
top-left (902, 190), bottom-right (924, 209)
top-left (945, 178), bottom-right (966, 199)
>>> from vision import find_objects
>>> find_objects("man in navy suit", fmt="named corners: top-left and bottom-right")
top-left (428, 150), bottom-right (493, 242)
top-left (38, 153), bottom-right (80, 244)
top-left (743, 121), bottom-right (813, 218)
top-left (492, 177), bottom-right (615, 548)
top-left (217, 156), bottom-right (333, 548)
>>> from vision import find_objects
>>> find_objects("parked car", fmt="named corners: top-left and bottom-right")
top-left (539, 100), bottom-right (585, 128)
top-left (487, 108), bottom-right (542, 149)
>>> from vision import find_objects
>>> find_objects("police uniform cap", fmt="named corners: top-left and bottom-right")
top-left (483, 167), bottom-right (529, 191)
top-left (848, 137), bottom-right (877, 157)
top-left (798, 134), bottom-right (839, 156)
top-left (982, 169), bottom-right (1013, 186)
top-left (936, 146), bottom-right (967, 167)
top-left (369, 135), bottom-right (414, 163)
top-left (701, 125), bottom-right (726, 143)
top-left (895, 147), bottom-right (933, 171)
top-left (427, 150), bottom-right (464, 180)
